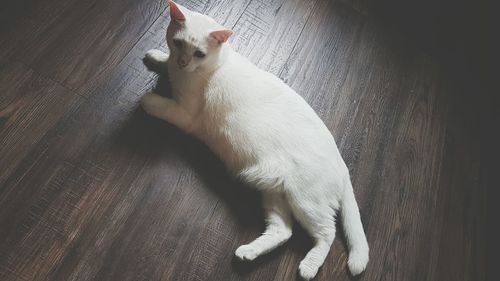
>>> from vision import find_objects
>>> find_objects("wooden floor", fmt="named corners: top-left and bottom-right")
top-left (0, 0), bottom-right (487, 280)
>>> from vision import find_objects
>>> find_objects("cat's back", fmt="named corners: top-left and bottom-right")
top-left (205, 48), bottom-right (339, 157)
top-left (209, 49), bottom-right (295, 105)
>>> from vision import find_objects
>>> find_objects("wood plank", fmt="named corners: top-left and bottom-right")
top-left (0, 0), bottom-right (164, 93)
top-left (0, 61), bottom-right (81, 188)
top-left (0, 0), bottom-right (80, 38)
top-left (0, 58), bottom-right (181, 281)
top-left (230, 0), bottom-right (317, 74)
top-left (433, 83), bottom-right (485, 281)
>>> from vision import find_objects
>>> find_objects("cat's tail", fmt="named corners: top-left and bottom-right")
top-left (341, 180), bottom-right (369, 276)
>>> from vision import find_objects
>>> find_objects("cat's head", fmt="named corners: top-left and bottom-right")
top-left (166, 1), bottom-right (233, 72)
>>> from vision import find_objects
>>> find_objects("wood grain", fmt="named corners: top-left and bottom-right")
top-left (0, 0), bottom-right (165, 93)
top-left (0, 61), bottom-right (81, 187)
top-left (0, 0), bottom-right (487, 280)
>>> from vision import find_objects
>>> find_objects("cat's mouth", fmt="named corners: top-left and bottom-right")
top-left (178, 64), bottom-right (197, 72)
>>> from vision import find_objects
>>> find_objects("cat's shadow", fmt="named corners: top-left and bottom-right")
top-left (112, 60), bottom-right (354, 280)
top-left (112, 60), bottom-right (263, 227)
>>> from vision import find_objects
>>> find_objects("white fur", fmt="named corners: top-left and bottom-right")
top-left (141, 2), bottom-right (369, 279)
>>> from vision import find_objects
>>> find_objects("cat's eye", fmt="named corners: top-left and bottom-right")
top-left (193, 50), bottom-right (206, 58)
top-left (173, 39), bottom-right (183, 48)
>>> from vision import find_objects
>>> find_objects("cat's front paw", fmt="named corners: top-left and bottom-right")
top-left (144, 49), bottom-right (169, 64)
top-left (235, 245), bottom-right (259, 261)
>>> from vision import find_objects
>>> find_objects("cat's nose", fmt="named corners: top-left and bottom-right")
top-left (178, 57), bottom-right (189, 68)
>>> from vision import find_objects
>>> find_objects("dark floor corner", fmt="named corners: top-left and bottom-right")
top-left (0, 0), bottom-right (494, 280)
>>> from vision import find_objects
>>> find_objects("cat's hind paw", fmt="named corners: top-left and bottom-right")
top-left (235, 245), bottom-right (259, 261)
top-left (298, 260), bottom-right (319, 280)
top-left (347, 250), bottom-right (368, 276)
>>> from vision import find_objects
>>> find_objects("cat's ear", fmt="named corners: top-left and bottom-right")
top-left (209, 30), bottom-right (234, 44)
top-left (169, 1), bottom-right (186, 22)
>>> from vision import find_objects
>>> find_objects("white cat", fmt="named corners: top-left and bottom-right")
top-left (141, 1), bottom-right (369, 279)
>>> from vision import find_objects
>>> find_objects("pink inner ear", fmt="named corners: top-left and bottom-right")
top-left (169, 1), bottom-right (185, 22)
top-left (210, 30), bottom-right (234, 44)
